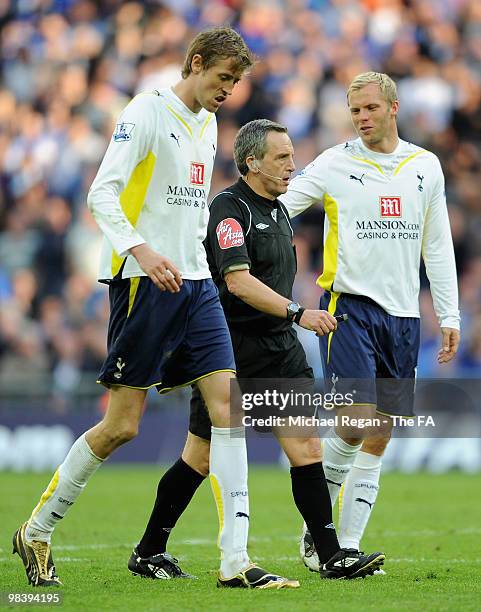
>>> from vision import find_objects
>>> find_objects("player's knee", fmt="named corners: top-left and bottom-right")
top-left (103, 421), bottom-right (139, 446)
top-left (304, 437), bottom-right (322, 463)
top-left (284, 437), bottom-right (322, 466)
top-left (338, 434), bottom-right (364, 446)
top-left (119, 423), bottom-right (139, 443)
top-left (207, 399), bottom-right (231, 428)
top-left (182, 434), bottom-right (210, 477)
top-left (198, 372), bottom-right (238, 428)
top-left (362, 433), bottom-right (391, 455)
top-left (182, 453), bottom-right (209, 477)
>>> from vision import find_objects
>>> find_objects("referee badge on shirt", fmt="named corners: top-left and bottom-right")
top-left (216, 218), bottom-right (245, 249)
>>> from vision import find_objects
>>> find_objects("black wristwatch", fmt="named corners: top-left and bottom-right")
top-left (286, 302), bottom-right (304, 324)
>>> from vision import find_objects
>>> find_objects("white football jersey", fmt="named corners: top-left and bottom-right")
top-left (280, 138), bottom-right (460, 329)
top-left (87, 88), bottom-right (217, 281)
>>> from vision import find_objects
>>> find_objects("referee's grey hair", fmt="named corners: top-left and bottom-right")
top-left (347, 72), bottom-right (398, 105)
top-left (234, 119), bottom-right (288, 177)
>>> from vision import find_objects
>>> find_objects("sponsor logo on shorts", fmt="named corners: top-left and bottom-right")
top-left (216, 218), bottom-right (245, 249)
top-left (380, 196), bottom-right (401, 217)
top-left (190, 162), bottom-right (205, 185)
top-left (230, 490), bottom-right (248, 497)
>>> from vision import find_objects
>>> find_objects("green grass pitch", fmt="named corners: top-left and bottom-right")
top-left (1, 467), bottom-right (480, 611)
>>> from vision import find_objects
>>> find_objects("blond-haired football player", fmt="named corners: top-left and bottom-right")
top-left (280, 72), bottom-right (460, 571)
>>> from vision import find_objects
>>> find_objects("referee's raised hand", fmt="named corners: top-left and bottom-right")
top-left (298, 309), bottom-right (337, 336)
top-left (130, 243), bottom-right (183, 292)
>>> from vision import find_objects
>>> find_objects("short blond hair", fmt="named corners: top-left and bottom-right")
top-left (347, 72), bottom-right (398, 105)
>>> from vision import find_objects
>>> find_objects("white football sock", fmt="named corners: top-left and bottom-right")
top-left (338, 451), bottom-right (382, 550)
top-left (322, 430), bottom-right (362, 506)
top-left (27, 434), bottom-right (104, 542)
top-left (209, 426), bottom-right (250, 578)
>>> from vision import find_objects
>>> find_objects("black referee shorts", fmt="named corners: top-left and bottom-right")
top-left (189, 326), bottom-right (314, 440)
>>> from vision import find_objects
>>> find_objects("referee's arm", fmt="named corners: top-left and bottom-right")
top-left (224, 269), bottom-right (336, 336)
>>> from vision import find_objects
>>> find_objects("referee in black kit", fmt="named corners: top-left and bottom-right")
top-left (132, 120), bottom-right (384, 582)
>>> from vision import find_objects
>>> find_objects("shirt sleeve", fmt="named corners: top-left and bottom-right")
top-left (422, 157), bottom-right (460, 330)
top-left (86, 94), bottom-right (157, 257)
top-left (206, 192), bottom-right (251, 277)
top-left (279, 152), bottom-right (329, 218)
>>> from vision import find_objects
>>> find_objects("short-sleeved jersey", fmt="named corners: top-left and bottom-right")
top-left (204, 178), bottom-right (296, 334)
top-left (280, 138), bottom-right (460, 329)
top-left (87, 88), bottom-right (217, 281)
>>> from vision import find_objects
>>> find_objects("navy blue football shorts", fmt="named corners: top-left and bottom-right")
top-left (97, 277), bottom-right (236, 393)
top-left (319, 291), bottom-right (420, 417)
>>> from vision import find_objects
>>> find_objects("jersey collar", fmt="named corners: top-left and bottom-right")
top-left (164, 87), bottom-right (209, 122)
top-left (237, 178), bottom-right (280, 217)
top-left (357, 137), bottom-right (404, 160)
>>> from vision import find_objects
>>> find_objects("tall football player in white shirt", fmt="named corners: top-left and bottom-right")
top-left (13, 27), bottom-right (297, 590)
top-left (280, 72), bottom-right (460, 571)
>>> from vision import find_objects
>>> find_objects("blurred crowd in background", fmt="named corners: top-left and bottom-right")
top-left (1, 0), bottom-right (481, 404)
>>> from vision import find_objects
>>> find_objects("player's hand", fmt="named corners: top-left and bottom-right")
top-left (299, 309), bottom-right (337, 336)
top-left (130, 244), bottom-right (182, 292)
top-left (437, 327), bottom-right (460, 364)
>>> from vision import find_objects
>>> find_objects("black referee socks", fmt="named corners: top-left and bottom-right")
top-left (290, 461), bottom-right (340, 563)
top-left (137, 458), bottom-right (205, 558)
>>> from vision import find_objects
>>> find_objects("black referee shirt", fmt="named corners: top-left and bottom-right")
top-left (204, 178), bottom-right (297, 335)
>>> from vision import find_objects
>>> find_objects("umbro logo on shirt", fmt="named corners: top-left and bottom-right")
top-left (255, 223), bottom-right (269, 230)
